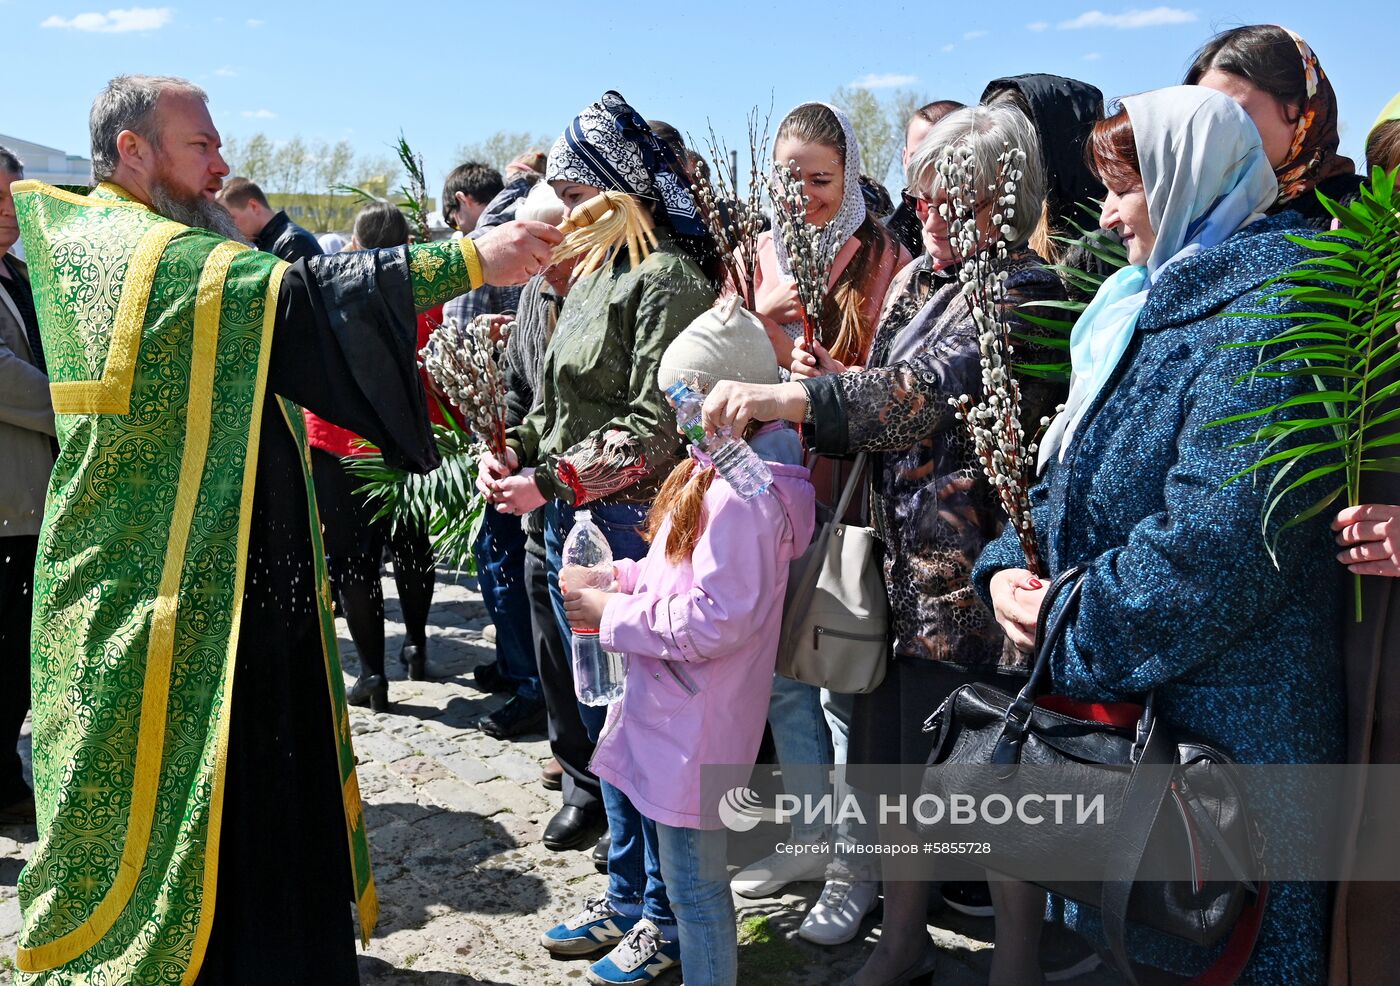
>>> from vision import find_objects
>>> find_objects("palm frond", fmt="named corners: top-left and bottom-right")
top-left (345, 417), bottom-right (486, 576)
top-left (1013, 210), bottom-right (1129, 383)
top-left (1217, 167), bottom-right (1400, 620)
top-left (393, 132), bottom-right (432, 242)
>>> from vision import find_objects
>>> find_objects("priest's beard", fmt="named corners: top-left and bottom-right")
top-left (148, 172), bottom-right (247, 244)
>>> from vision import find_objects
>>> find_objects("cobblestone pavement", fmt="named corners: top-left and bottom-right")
top-left (1, 568), bottom-right (1119, 985)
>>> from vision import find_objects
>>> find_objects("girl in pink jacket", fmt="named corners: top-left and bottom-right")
top-left (563, 301), bottom-right (815, 986)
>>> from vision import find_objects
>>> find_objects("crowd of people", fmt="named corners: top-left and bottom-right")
top-left (2, 18), bottom-right (1400, 986)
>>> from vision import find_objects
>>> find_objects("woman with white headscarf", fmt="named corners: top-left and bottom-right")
top-left (727, 102), bottom-right (909, 943)
top-left (754, 102), bottom-right (909, 371)
top-left (975, 86), bottom-right (1345, 983)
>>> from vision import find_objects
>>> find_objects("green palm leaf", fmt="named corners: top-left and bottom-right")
top-left (344, 410), bottom-right (487, 576)
top-left (1013, 210), bottom-right (1129, 383)
top-left (1217, 168), bottom-right (1400, 620)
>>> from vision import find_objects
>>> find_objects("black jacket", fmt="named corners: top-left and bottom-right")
top-left (255, 210), bottom-right (324, 264)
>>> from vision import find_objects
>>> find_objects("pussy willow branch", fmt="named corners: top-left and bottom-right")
top-left (420, 315), bottom-right (512, 458)
top-left (769, 161), bottom-right (836, 347)
top-left (945, 143), bottom-right (1043, 576)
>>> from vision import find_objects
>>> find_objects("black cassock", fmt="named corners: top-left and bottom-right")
top-left (195, 249), bottom-right (439, 985)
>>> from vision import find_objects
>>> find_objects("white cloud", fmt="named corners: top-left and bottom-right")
top-left (1027, 20), bottom-right (1050, 31)
top-left (40, 6), bottom-right (172, 32)
top-left (214, 66), bottom-right (237, 77)
top-left (1084, 52), bottom-right (1103, 60)
top-left (941, 43), bottom-right (956, 53)
top-left (246, 18), bottom-right (264, 27)
top-left (850, 72), bottom-right (920, 90)
top-left (963, 29), bottom-right (987, 40)
top-left (1057, 7), bottom-right (1197, 30)
top-left (241, 109), bottom-right (277, 119)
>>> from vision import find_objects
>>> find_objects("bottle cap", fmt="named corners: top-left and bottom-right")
top-left (575, 509), bottom-right (591, 522)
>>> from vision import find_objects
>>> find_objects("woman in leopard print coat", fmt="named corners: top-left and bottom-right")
top-left (703, 103), bottom-right (1069, 984)
top-left (801, 249), bottom-right (1064, 670)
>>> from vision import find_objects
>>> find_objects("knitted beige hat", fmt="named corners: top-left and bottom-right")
top-left (657, 297), bottom-right (781, 394)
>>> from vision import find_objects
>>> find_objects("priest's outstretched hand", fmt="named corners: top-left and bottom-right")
top-left (475, 220), bottom-right (563, 285)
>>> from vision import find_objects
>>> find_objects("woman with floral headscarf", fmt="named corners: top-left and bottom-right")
top-left (480, 90), bottom-right (717, 986)
top-left (1327, 90), bottom-right (1400, 986)
top-left (1187, 24), bottom-right (1363, 228)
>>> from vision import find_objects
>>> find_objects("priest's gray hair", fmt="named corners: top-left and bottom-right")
top-left (0, 145), bottom-right (23, 177)
top-left (90, 74), bottom-right (208, 182)
top-left (906, 104), bottom-right (1046, 248)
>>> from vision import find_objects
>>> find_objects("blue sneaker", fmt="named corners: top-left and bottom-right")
top-left (585, 919), bottom-right (681, 984)
top-left (540, 896), bottom-right (639, 957)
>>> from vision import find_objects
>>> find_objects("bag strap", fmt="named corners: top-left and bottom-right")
top-left (778, 453), bottom-right (869, 648)
top-left (1098, 716), bottom-right (1175, 985)
top-left (1099, 724), bottom-right (1263, 984)
top-left (831, 452), bottom-right (868, 523)
top-left (993, 567), bottom-right (1084, 765)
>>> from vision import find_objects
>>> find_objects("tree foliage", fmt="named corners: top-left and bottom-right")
top-left (222, 133), bottom-right (400, 231)
top-left (828, 86), bottom-right (926, 190)
top-left (451, 130), bottom-right (553, 175)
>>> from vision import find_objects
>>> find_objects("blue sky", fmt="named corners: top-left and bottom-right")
top-left (1, 1), bottom-right (1391, 195)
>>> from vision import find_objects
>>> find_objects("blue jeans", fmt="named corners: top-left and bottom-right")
top-left (544, 499), bottom-right (673, 925)
top-left (823, 688), bottom-right (876, 880)
top-left (654, 823), bottom-right (737, 986)
top-left (473, 507), bottom-right (541, 702)
top-left (767, 675), bottom-right (833, 844)
top-left (766, 678), bottom-right (875, 878)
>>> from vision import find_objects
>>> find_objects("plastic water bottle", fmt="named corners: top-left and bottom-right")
top-left (560, 510), bottom-right (627, 705)
top-left (665, 381), bottom-right (773, 500)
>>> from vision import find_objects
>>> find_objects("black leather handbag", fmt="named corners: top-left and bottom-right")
top-left (919, 568), bottom-right (1268, 985)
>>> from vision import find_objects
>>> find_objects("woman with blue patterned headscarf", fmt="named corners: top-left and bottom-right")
top-left (484, 90), bottom-right (718, 986)
top-left (974, 86), bottom-right (1346, 984)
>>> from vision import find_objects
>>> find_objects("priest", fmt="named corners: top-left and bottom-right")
top-left (10, 74), bottom-right (560, 985)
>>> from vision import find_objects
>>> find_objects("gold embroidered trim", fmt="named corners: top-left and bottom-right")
top-left (459, 236), bottom-right (483, 290)
top-left (49, 221), bottom-right (185, 415)
top-left (17, 240), bottom-right (244, 973)
top-left (8, 179), bottom-right (150, 211)
top-left (180, 257), bottom-right (287, 986)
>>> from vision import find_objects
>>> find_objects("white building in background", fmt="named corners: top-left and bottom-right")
top-left (0, 133), bottom-right (93, 186)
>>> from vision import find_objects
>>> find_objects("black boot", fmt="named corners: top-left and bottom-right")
top-left (479, 694), bottom-right (546, 739)
top-left (347, 674), bottom-right (388, 712)
top-left (400, 643), bottom-right (427, 681)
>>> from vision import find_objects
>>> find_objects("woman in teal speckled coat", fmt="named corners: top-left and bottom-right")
top-left (973, 87), bottom-right (1346, 984)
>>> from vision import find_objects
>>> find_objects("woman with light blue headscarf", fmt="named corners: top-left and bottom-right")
top-left (973, 86), bottom-right (1346, 984)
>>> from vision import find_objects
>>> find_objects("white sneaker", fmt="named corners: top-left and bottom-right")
top-left (731, 843), bottom-right (831, 898)
top-left (797, 878), bottom-right (879, 945)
